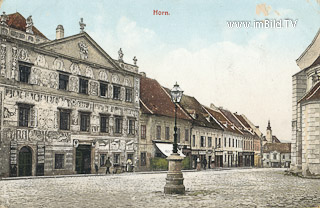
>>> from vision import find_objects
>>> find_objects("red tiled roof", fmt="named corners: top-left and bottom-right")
top-left (234, 114), bottom-right (251, 129)
top-left (177, 95), bottom-right (222, 130)
top-left (263, 143), bottom-right (291, 153)
top-left (7, 12), bottom-right (47, 39)
top-left (140, 76), bottom-right (191, 120)
top-left (299, 81), bottom-right (320, 103)
top-left (204, 106), bottom-right (242, 134)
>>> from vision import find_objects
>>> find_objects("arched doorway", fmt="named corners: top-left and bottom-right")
top-left (19, 146), bottom-right (32, 176)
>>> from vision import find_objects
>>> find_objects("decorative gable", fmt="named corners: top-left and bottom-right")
top-left (38, 33), bottom-right (119, 70)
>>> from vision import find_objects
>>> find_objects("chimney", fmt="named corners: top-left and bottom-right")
top-left (56, 25), bottom-right (64, 39)
top-left (139, 72), bottom-right (146, 77)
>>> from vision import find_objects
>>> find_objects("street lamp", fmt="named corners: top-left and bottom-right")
top-left (164, 82), bottom-right (185, 194)
top-left (171, 82), bottom-right (183, 154)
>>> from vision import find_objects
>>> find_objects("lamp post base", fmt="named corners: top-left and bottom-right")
top-left (164, 153), bottom-right (185, 194)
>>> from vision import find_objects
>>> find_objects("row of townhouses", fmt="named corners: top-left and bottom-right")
top-left (0, 12), bottom-right (268, 177)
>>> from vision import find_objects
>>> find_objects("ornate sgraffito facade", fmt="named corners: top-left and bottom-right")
top-left (0, 13), bottom-right (140, 177)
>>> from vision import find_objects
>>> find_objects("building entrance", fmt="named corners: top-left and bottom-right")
top-left (19, 146), bottom-right (32, 176)
top-left (76, 145), bottom-right (91, 174)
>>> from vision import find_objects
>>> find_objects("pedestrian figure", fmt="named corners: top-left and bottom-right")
top-left (105, 157), bottom-right (112, 174)
top-left (95, 164), bottom-right (98, 174)
top-left (203, 158), bottom-right (207, 170)
top-left (196, 157), bottom-right (201, 171)
top-left (126, 158), bottom-right (132, 172)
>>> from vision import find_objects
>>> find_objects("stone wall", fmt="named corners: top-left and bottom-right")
top-left (301, 102), bottom-right (320, 176)
top-left (291, 71), bottom-right (307, 171)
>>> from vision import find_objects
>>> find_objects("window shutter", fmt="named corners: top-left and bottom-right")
top-left (30, 107), bottom-right (37, 127)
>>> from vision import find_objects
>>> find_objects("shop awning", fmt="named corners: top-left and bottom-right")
top-left (155, 143), bottom-right (185, 157)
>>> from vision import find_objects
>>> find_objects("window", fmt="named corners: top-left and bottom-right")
top-left (125, 88), bottom-right (133, 102)
top-left (289, 155), bottom-right (291, 159)
top-left (114, 153), bottom-right (120, 164)
top-left (177, 128), bottom-right (180, 143)
top-left (165, 127), bottom-right (170, 140)
top-left (229, 138), bottom-right (231, 147)
top-left (19, 64), bottom-right (31, 83)
top-left (127, 153), bottom-right (133, 161)
top-left (192, 135), bottom-right (195, 147)
top-left (219, 138), bottom-right (221, 147)
top-left (267, 155), bottom-right (269, 159)
top-left (224, 137), bottom-right (226, 147)
top-left (115, 117), bottom-right (123, 134)
top-left (232, 139), bottom-right (234, 147)
top-left (113, 85), bottom-right (121, 100)
top-left (55, 154), bottom-right (64, 169)
top-left (59, 74), bottom-right (69, 90)
top-left (100, 154), bottom-right (106, 167)
top-left (236, 139), bottom-right (238, 148)
top-left (208, 137), bottom-right (212, 147)
top-left (100, 115), bottom-right (109, 133)
top-left (273, 154), bottom-right (277, 160)
top-left (79, 78), bottom-right (88, 94)
top-left (141, 125), bottom-right (146, 139)
top-left (200, 136), bottom-right (205, 147)
top-left (19, 105), bottom-right (30, 127)
top-left (185, 129), bottom-right (189, 141)
top-left (80, 112), bottom-right (90, 132)
top-left (282, 155), bottom-right (285, 159)
top-left (215, 138), bottom-right (218, 148)
top-left (100, 82), bottom-right (108, 97)
top-left (156, 125), bottom-right (161, 139)
top-left (59, 109), bottom-right (70, 130)
top-left (140, 152), bottom-right (146, 166)
top-left (128, 119), bottom-right (135, 135)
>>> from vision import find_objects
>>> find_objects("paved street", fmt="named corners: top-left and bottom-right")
top-left (0, 168), bottom-right (319, 208)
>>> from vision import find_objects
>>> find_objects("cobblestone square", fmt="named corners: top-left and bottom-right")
top-left (0, 168), bottom-right (319, 208)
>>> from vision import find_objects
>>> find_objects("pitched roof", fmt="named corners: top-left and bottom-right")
top-left (177, 95), bottom-right (222, 130)
top-left (299, 81), bottom-right (320, 103)
top-left (263, 143), bottom-right (291, 153)
top-left (234, 114), bottom-right (251, 129)
top-left (140, 76), bottom-right (191, 120)
top-left (7, 12), bottom-right (47, 39)
top-left (204, 106), bottom-right (242, 134)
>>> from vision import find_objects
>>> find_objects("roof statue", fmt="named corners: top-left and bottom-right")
top-left (79, 17), bottom-right (86, 33)
top-left (26, 15), bottom-right (33, 34)
top-left (133, 56), bottom-right (137, 65)
top-left (118, 48), bottom-right (123, 62)
top-left (0, 12), bottom-right (8, 26)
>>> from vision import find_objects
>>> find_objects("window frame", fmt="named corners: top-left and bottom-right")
top-left (165, 127), bottom-right (170, 140)
top-left (54, 153), bottom-right (65, 169)
top-left (18, 104), bottom-right (30, 127)
top-left (100, 114), bottom-right (109, 133)
top-left (59, 73), bottom-right (69, 91)
top-left (19, 63), bottom-right (31, 84)
top-left (80, 112), bottom-right (91, 132)
top-left (79, 77), bottom-right (89, 94)
top-left (125, 87), bottom-right (133, 102)
top-left (114, 117), bottom-right (123, 134)
top-left (208, 137), bottom-right (212, 147)
top-left (99, 82), bottom-right (108, 97)
top-left (59, 109), bottom-right (71, 131)
top-left (156, 125), bottom-right (161, 140)
top-left (113, 85), bottom-right (121, 100)
top-left (141, 125), bottom-right (146, 139)
top-left (128, 119), bottom-right (135, 135)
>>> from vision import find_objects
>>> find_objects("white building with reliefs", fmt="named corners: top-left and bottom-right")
top-left (0, 12), bottom-right (140, 177)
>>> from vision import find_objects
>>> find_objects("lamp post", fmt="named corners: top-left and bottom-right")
top-left (164, 82), bottom-right (185, 194)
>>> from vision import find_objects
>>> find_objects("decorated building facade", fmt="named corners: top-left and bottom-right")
top-left (0, 12), bottom-right (140, 177)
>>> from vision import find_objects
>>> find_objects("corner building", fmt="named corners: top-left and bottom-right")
top-left (0, 13), bottom-right (140, 177)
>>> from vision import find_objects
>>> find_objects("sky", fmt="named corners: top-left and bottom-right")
top-left (1, 0), bottom-right (320, 141)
